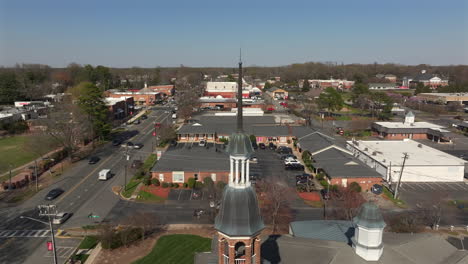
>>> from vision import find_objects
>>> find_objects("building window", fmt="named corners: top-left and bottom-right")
top-left (159, 173), bottom-right (164, 182)
top-left (211, 173), bottom-right (216, 181)
top-left (172, 171), bottom-right (184, 183)
top-left (194, 173), bottom-right (198, 180)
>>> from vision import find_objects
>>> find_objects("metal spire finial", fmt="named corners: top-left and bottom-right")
top-left (237, 50), bottom-right (243, 132)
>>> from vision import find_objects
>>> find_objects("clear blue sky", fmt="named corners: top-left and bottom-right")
top-left (1, 0), bottom-right (467, 67)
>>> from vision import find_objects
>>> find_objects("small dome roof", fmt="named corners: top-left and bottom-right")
top-left (353, 202), bottom-right (386, 229)
top-left (226, 132), bottom-right (254, 157)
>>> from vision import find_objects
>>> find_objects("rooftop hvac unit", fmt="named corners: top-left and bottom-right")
top-left (418, 144), bottom-right (423, 148)
top-left (372, 151), bottom-right (377, 156)
top-left (364, 147), bottom-right (368, 151)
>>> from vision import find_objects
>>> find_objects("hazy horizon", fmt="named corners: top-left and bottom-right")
top-left (1, 0), bottom-right (467, 68)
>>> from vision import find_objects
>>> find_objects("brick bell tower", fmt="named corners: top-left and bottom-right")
top-left (214, 53), bottom-right (265, 264)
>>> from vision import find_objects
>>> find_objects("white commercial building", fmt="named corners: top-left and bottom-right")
top-left (346, 139), bottom-right (465, 183)
top-left (206, 82), bottom-right (237, 93)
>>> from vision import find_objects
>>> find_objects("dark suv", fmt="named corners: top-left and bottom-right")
top-left (285, 163), bottom-right (304, 170)
top-left (268, 142), bottom-right (277, 150)
top-left (259, 143), bottom-right (266, 149)
top-left (45, 188), bottom-right (64, 201)
top-left (88, 156), bottom-right (100, 164)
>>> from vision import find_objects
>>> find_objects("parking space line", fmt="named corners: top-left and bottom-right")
top-left (446, 183), bottom-right (459, 191)
top-left (432, 182), bottom-right (444, 190)
top-left (454, 183), bottom-right (467, 190)
top-left (426, 183), bottom-right (437, 190)
top-left (405, 184), bottom-right (416, 190)
top-left (177, 190), bottom-right (182, 200)
top-left (459, 183), bottom-right (468, 190)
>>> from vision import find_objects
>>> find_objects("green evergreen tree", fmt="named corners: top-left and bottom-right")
top-left (317, 87), bottom-right (344, 112)
top-left (302, 79), bottom-right (310, 92)
top-left (76, 82), bottom-right (112, 140)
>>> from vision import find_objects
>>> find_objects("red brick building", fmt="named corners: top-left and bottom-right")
top-left (151, 144), bottom-right (230, 183)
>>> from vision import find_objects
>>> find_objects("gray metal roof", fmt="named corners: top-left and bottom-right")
top-left (289, 220), bottom-right (355, 243)
top-left (151, 144), bottom-right (229, 172)
top-left (312, 148), bottom-right (381, 179)
top-left (298, 132), bottom-right (334, 153)
top-left (261, 233), bottom-right (467, 264)
top-left (226, 132), bottom-right (254, 157)
top-left (214, 186), bottom-right (265, 236)
top-left (353, 202), bottom-right (386, 229)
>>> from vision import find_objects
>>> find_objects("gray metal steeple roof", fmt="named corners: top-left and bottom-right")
top-left (214, 186), bottom-right (265, 236)
top-left (226, 132), bottom-right (254, 157)
top-left (353, 202), bottom-right (386, 229)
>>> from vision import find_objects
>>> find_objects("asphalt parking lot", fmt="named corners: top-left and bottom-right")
top-left (168, 189), bottom-right (207, 201)
top-left (399, 182), bottom-right (468, 206)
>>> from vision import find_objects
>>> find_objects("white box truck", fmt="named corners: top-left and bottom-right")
top-left (99, 169), bottom-right (111, 181)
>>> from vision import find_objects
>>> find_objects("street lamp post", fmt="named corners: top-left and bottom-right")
top-left (21, 205), bottom-right (58, 264)
top-left (9, 164), bottom-right (12, 191)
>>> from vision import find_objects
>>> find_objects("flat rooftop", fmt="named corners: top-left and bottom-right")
top-left (347, 139), bottom-right (465, 167)
top-left (419, 92), bottom-right (468, 97)
top-left (374, 121), bottom-right (444, 129)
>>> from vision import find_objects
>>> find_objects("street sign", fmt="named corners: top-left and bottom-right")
top-left (47, 241), bottom-right (53, 251)
top-left (152, 132), bottom-right (156, 136)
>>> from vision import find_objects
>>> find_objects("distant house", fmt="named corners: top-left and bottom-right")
top-left (266, 87), bottom-right (288, 99)
top-left (402, 70), bottom-right (449, 89)
top-left (376, 74), bottom-right (397, 83)
top-left (104, 96), bottom-right (134, 119)
top-left (368, 83), bottom-right (398, 90)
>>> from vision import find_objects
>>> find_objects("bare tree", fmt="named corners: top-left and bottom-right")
top-left (125, 211), bottom-right (161, 241)
top-left (40, 99), bottom-right (92, 160)
top-left (328, 187), bottom-right (365, 220)
top-left (421, 192), bottom-right (448, 229)
top-left (174, 80), bottom-right (200, 120)
top-left (257, 177), bottom-right (295, 234)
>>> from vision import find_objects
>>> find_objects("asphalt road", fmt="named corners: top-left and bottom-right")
top-left (0, 107), bottom-right (172, 264)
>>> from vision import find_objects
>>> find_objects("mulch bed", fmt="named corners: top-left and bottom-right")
top-left (139, 186), bottom-right (172, 198)
top-left (297, 191), bottom-right (321, 201)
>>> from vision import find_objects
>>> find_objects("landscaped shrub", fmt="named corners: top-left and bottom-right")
top-left (151, 178), bottom-right (160, 186)
top-left (203, 177), bottom-right (214, 188)
top-left (183, 183), bottom-right (188, 188)
top-left (316, 173), bottom-right (325, 181)
top-left (249, 135), bottom-right (257, 143)
top-left (349, 182), bottom-right (362, 192)
top-left (173, 183), bottom-right (179, 188)
top-left (319, 179), bottom-right (329, 187)
top-left (143, 177), bottom-right (151, 186)
top-left (162, 182), bottom-right (169, 188)
top-left (187, 177), bottom-right (196, 188)
top-left (302, 151), bottom-right (311, 162)
top-left (194, 181), bottom-right (204, 189)
top-left (169, 183), bottom-right (174, 188)
top-left (100, 227), bottom-right (143, 249)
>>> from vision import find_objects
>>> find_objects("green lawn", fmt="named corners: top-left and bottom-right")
top-left (133, 234), bottom-right (211, 264)
top-left (136, 190), bottom-right (165, 203)
top-left (383, 187), bottom-right (406, 208)
top-left (78, 236), bottom-right (99, 249)
top-left (0, 135), bottom-right (49, 175)
top-left (122, 154), bottom-right (157, 198)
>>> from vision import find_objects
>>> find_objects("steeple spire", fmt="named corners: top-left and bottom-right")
top-left (237, 49), bottom-right (243, 132)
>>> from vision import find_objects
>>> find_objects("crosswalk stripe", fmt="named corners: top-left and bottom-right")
top-left (0, 230), bottom-right (51, 238)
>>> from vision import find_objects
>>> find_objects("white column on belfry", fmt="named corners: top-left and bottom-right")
top-left (246, 159), bottom-right (250, 184)
top-left (229, 158), bottom-right (233, 183)
top-left (234, 159), bottom-right (239, 185)
top-left (241, 160), bottom-right (246, 184)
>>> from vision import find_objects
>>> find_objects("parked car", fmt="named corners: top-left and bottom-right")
top-left (276, 146), bottom-right (292, 154)
top-left (155, 122), bottom-right (162, 128)
top-left (320, 189), bottom-right (330, 200)
top-left (284, 157), bottom-right (301, 165)
top-left (133, 119), bottom-right (141, 125)
top-left (170, 140), bottom-right (177, 147)
top-left (112, 139), bottom-right (122, 146)
top-left (141, 115), bottom-right (148, 120)
top-left (268, 142), bottom-right (277, 150)
top-left (285, 163), bottom-right (304, 171)
top-left (249, 156), bottom-right (258, 163)
top-left (133, 143), bottom-right (144, 149)
top-left (45, 188), bottom-right (64, 201)
top-left (371, 184), bottom-right (383, 195)
top-left (280, 154), bottom-right (297, 160)
top-left (199, 140), bottom-right (206, 147)
top-left (123, 142), bottom-right (134, 148)
top-left (88, 156), bottom-right (100, 164)
top-left (296, 173), bottom-right (312, 185)
top-left (259, 143), bottom-right (266, 149)
top-left (52, 212), bottom-right (72, 225)
top-left (252, 142), bottom-right (258, 149)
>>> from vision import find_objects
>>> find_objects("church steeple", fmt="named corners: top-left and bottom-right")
top-left (237, 49), bottom-right (243, 132)
top-left (214, 55), bottom-right (264, 264)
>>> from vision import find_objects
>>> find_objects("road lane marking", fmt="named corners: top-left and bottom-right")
top-left (55, 154), bottom-right (115, 204)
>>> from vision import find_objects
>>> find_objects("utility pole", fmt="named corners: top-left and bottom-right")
top-left (9, 164), bottom-right (12, 191)
top-left (35, 204), bottom-right (58, 264)
top-left (124, 146), bottom-right (129, 191)
top-left (35, 160), bottom-right (38, 192)
top-left (394, 153), bottom-right (409, 199)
